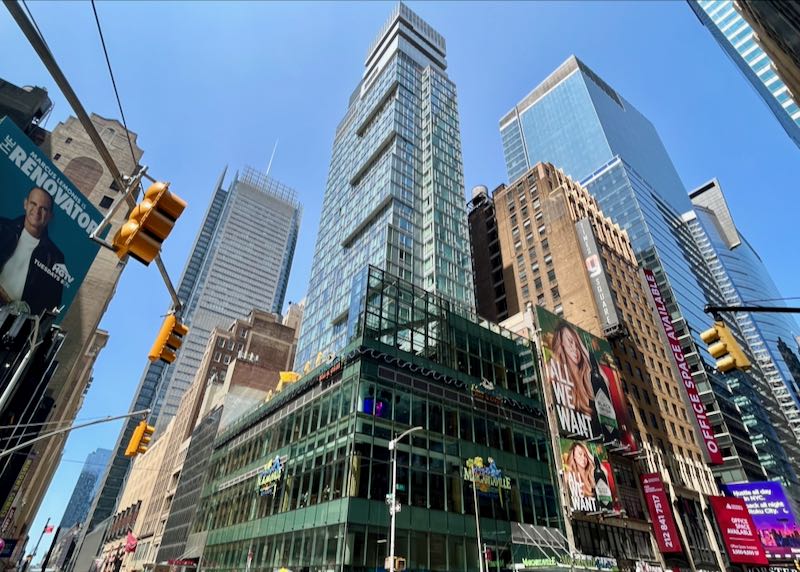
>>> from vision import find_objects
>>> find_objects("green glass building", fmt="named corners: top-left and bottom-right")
top-left (192, 267), bottom-right (566, 571)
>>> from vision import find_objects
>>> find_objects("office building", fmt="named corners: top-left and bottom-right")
top-left (475, 163), bottom-right (723, 570)
top-left (84, 167), bottom-right (301, 533)
top-left (98, 308), bottom-right (300, 571)
top-left (294, 2), bottom-right (475, 370)
top-left (688, 0), bottom-right (800, 148)
top-left (686, 179), bottom-right (800, 484)
top-left (194, 265), bottom-right (572, 571)
top-left (60, 448), bottom-right (112, 529)
top-left (468, 186), bottom-right (512, 323)
top-left (500, 56), bottom-right (772, 486)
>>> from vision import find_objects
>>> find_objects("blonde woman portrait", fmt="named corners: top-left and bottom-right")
top-left (565, 441), bottom-right (596, 498)
top-left (551, 321), bottom-right (594, 417)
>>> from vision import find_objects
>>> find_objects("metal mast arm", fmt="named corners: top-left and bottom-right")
top-left (704, 304), bottom-right (800, 315)
top-left (0, 409), bottom-right (151, 459)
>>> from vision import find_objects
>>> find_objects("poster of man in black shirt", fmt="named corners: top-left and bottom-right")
top-left (0, 186), bottom-right (65, 315)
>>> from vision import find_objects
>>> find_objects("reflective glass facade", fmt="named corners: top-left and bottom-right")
top-left (687, 181), bottom-right (800, 488)
top-left (87, 168), bottom-right (301, 531)
top-left (689, 0), bottom-right (800, 148)
top-left (195, 267), bottom-right (569, 572)
top-left (499, 59), bottom-right (769, 483)
top-left (295, 4), bottom-right (475, 370)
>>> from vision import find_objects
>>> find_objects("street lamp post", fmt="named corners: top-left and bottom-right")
top-left (387, 426), bottom-right (423, 572)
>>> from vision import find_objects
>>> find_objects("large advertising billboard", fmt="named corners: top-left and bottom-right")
top-left (537, 306), bottom-right (637, 448)
top-left (560, 438), bottom-right (617, 514)
top-left (0, 117), bottom-right (103, 322)
top-left (641, 269), bottom-right (723, 465)
top-left (709, 495), bottom-right (769, 566)
top-left (724, 482), bottom-right (800, 560)
top-left (640, 472), bottom-right (683, 554)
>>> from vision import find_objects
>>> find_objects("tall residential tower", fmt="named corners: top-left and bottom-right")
top-left (84, 167), bottom-right (301, 531)
top-left (294, 2), bottom-right (475, 368)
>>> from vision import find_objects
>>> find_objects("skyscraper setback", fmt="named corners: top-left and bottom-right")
top-left (294, 2), bottom-right (474, 369)
top-left (84, 166), bottom-right (301, 531)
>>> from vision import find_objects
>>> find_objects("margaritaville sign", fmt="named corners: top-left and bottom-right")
top-left (463, 456), bottom-right (511, 491)
top-left (257, 455), bottom-right (285, 496)
top-left (519, 554), bottom-right (618, 570)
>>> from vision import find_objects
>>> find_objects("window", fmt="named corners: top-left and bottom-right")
top-left (99, 195), bottom-right (114, 209)
top-left (214, 352), bottom-right (221, 362)
top-left (218, 339), bottom-right (226, 348)
top-left (65, 137), bottom-right (73, 144)
top-left (224, 355), bottom-right (231, 365)
top-left (53, 153), bottom-right (61, 161)
top-left (550, 286), bottom-right (560, 301)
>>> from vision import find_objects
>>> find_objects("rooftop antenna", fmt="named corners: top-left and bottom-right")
top-left (266, 139), bottom-right (279, 177)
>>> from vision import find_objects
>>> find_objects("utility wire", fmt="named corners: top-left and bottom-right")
top-left (90, 0), bottom-right (139, 170)
top-left (20, 0), bottom-right (50, 54)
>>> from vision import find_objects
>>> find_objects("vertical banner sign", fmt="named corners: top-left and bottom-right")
top-left (723, 481), bottom-right (800, 560)
top-left (640, 473), bottom-right (683, 554)
top-left (641, 269), bottom-right (723, 465)
top-left (575, 218), bottom-right (621, 334)
top-left (709, 496), bottom-right (768, 566)
top-left (0, 117), bottom-right (103, 323)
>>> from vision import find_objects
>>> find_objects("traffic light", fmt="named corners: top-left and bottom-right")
top-left (148, 314), bottom-right (189, 364)
top-left (700, 321), bottom-right (751, 373)
top-left (124, 420), bottom-right (155, 457)
top-left (112, 181), bottom-right (186, 265)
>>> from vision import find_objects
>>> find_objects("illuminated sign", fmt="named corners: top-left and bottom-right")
top-left (463, 456), bottom-right (511, 492)
top-left (710, 495), bottom-right (768, 566)
top-left (257, 455), bottom-right (285, 496)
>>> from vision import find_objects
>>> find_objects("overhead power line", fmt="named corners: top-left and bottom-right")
top-left (90, 0), bottom-right (139, 169)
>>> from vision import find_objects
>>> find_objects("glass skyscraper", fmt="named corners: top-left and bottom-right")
top-left (294, 3), bottom-right (475, 369)
top-left (500, 55), bottom-right (777, 485)
top-left (687, 179), bottom-right (800, 483)
top-left (85, 166), bottom-right (301, 531)
top-left (689, 0), bottom-right (800, 148)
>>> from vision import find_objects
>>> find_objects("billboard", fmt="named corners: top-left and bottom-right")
top-left (537, 306), bottom-right (631, 445)
top-left (640, 472), bottom-right (683, 554)
top-left (559, 438), bottom-right (617, 513)
top-left (710, 495), bottom-right (769, 566)
top-left (641, 269), bottom-right (723, 465)
top-left (724, 482), bottom-right (800, 560)
top-left (0, 117), bottom-right (103, 322)
top-left (575, 218), bottom-right (621, 335)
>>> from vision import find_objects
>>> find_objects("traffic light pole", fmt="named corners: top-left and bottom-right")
top-left (704, 304), bottom-right (800, 315)
top-left (5, 0), bottom-right (183, 314)
top-left (0, 409), bottom-right (150, 459)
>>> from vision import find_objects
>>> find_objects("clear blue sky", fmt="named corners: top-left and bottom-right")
top-left (2, 0), bottom-right (797, 551)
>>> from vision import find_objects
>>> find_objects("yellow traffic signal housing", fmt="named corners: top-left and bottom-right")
top-left (148, 314), bottom-right (189, 364)
top-left (113, 181), bottom-right (187, 265)
top-left (700, 321), bottom-right (751, 373)
top-left (124, 420), bottom-right (155, 457)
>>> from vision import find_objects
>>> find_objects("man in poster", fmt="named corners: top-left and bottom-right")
top-left (0, 186), bottom-right (65, 315)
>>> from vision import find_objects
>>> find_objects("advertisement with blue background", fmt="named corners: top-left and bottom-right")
top-left (724, 481), bottom-right (800, 560)
top-left (0, 116), bottom-right (103, 322)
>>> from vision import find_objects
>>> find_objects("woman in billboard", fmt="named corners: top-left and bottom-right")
top-left (551, 322), bottom-right (594, 417)
top-left (565, 441), bottom-right (595, 498)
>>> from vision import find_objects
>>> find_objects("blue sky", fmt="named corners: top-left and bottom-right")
top-left (2, 0), bottom-right (797, 551)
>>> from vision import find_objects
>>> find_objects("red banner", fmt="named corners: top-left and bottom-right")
top-left (640, 473), bottom-right (683, 554)
top-left (709, 496), bottom-right (768, 565)
top-left (642, 269), bottom-right (723, 465)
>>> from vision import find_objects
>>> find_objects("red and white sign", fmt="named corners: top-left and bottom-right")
top-left (709, 496), bottom-right (768, 566)
top-left (642, 269), bottom-right (723, 465)
top-left (640, 473), bottom-right (683, 554)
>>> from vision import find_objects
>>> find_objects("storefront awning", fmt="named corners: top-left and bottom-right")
top-left (511, 523), bottom-right (570, 560)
